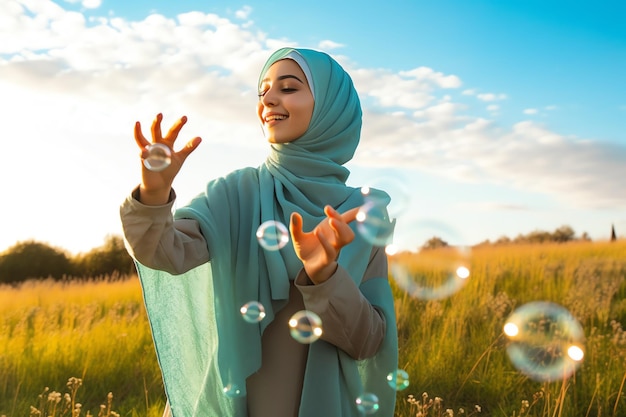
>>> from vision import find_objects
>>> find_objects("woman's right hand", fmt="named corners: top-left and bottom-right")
top-left (134, 113), bottom-right (202, 205)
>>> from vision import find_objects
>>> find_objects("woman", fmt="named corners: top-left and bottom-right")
top-left (120, 47), bottom-right (398, 417)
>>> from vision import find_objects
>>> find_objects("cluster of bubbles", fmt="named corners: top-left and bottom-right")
top-left (353, 176), bottom-right (587, 387)
top-left (240, 301), bottom-right (324, 345)
top-left (230, 175), bottom-right (587, 408)
top-left (236, 296), bottom-right (411, 412)
top-left (354, 368), bottom-right (411, 414)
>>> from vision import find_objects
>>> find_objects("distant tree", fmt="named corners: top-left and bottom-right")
top-left (474, 239), bottom-right (492, 247)
top-left (580, 232), bottom-right (592, 242)
top-left (611, 224), bottom-right (617, 242)
top-left (495, 235), bottom-right (511, 245)
top-left (516, 230), bottom-right (552, 244)
top-left (0, 240), bottom-right (73, 283)
top-left (552, 225), bottom-right (575, 243)
top-left (73, 235), bottom-right (134, 278)
top-left (422, 236), bottom-right (449, 250)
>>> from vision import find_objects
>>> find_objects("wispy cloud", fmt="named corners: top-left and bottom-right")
top-left (476, 92), bottom-right (507, 102)
top-left (318, 40), bottom-right (345, 50)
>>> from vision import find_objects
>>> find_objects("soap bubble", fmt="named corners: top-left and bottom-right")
top-left (504, 301), bottom-right (585, 382)
top-left (256, 220), bottom-right (289, 251)
top-left (222, 383), bottom-right (243, 398)
top-left (288, 310), bottom-right (323, 344)
top-left (356, 198), bottom-right (395, 247)
top-left (386, 369), bottom-right (410, 391)
top-left (388, 219), bottom-right (471, 300)
top-left (143, 143), bottom-right (171, 172)
top-left (240, 301), bottom-right (266, 323)
top-left (355, 392), bottom-right (380, 415)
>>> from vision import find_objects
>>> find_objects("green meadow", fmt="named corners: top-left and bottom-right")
top-left (1, 240), bottom-right (625, 416)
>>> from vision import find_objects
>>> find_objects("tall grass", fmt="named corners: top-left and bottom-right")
top-left (0, 277), bottom-right (164, 417)
top-left (392, 240), bottom-right (626, 416)
top-left (1, 240), bottom-right (624, 416)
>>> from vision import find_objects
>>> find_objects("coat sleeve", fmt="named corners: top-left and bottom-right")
top-left (294, 246), bottom-right (387, 360)
top-left (119, 186), bottom-right (210, 275)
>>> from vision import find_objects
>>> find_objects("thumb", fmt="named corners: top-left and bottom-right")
top-left (289, 212), bottom-right (304, 241)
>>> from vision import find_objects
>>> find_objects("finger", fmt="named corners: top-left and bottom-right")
top-left (151, 113), bottom-right (164, 142)
top-left (339, 207), bottom-right (361, 224)
top-left (134, 121), bottom-right (150, 149)
top-left (315, 228), bottom-right (338, 260)
top-left (289, 212), bottom-right (305, 242)
top-left (176, 136), bottom-right (202, 161)
top-left (324, 205), bottom-right (360, 224)
top-left (165, 115), bottom-right (188, 142)
top-left (329, 217), bottom-right (355, 246)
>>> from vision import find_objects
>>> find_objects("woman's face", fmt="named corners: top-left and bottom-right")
top-left (257, 59), bottom-right (314, 144)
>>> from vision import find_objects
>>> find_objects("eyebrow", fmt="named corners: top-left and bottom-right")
top-left (260, 74), bottom-right (305, 84)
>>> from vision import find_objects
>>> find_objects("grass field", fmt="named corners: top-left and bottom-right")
top-left (1, 240), bottom-right (625, 416)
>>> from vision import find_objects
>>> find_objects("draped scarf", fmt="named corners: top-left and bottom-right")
top-left (135, 47), bottom-right (398, 417)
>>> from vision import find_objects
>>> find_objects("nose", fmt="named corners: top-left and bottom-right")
top-left (260, 87), bottom-right (278, 107)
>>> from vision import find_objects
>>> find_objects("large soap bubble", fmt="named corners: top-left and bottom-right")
top-left (388, 219), bottom-right (472, 300)
top-left (504, 301), bottom-right (585, 381)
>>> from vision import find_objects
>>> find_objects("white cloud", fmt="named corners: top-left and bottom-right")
top-left (1, 0), bottom-right (625, 253)
top-left (476, 92), bottom-right (507, 102)
top-left (235, 5), bottom-right (252, 20)
top-left (81, 0), bottom-right (101, 8)
top-left (349, 66), bottom-right (461, 111)
top-left (524, 108), bottom-right (538, 115)
top-left (357, 108), bottom-right (626, 209)
top-left (318, 39), bottom-right (345, 50)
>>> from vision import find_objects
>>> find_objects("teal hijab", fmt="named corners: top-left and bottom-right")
top-left (135, 48), bottom-right (398, 417)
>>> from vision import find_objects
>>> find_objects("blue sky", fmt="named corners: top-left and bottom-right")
top-left (0, 0), bottom-right (624, 254)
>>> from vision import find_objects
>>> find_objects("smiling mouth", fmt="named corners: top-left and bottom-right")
top-left (265, 114), bottom-right (288, 123)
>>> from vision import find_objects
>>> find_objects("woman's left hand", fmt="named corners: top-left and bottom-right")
top-left (289, 206), bottom-right (360, 284)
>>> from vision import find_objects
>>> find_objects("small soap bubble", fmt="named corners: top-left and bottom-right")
top-left (389, 219), bottom-right (471, 300)
top-left (504, 301), bottom-right (585, 382)
top-left (386, 369), bottom-right (410, 391)
top-left (356, 185), bottom-right (398, 248)
top-left (143, 143), bottom-right (172, 172)
top-left (256, 220), bottom-right (290, 251)
top-left (356, 198), bottom-right (395, 247)
top-left (222, 383), bottom-right (243, 398)
top-left (355, 392), bottom-right (380, 415)
top-left (288, 310), bottom-right (323, 344)
top-left (240, 301), bottom-right (266, 323)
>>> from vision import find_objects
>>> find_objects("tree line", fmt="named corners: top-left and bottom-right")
top-left (0, 224), bottom-right (612, 284)
top-left (421, 224), bottom-right (589, 250)
top-left (0, 235), bottom-right (135, 284)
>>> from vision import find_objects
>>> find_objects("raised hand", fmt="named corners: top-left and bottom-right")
top-left (134, 113), bottom-right (202, 205)
top-left (289, 205), bottom-right (360, 284)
